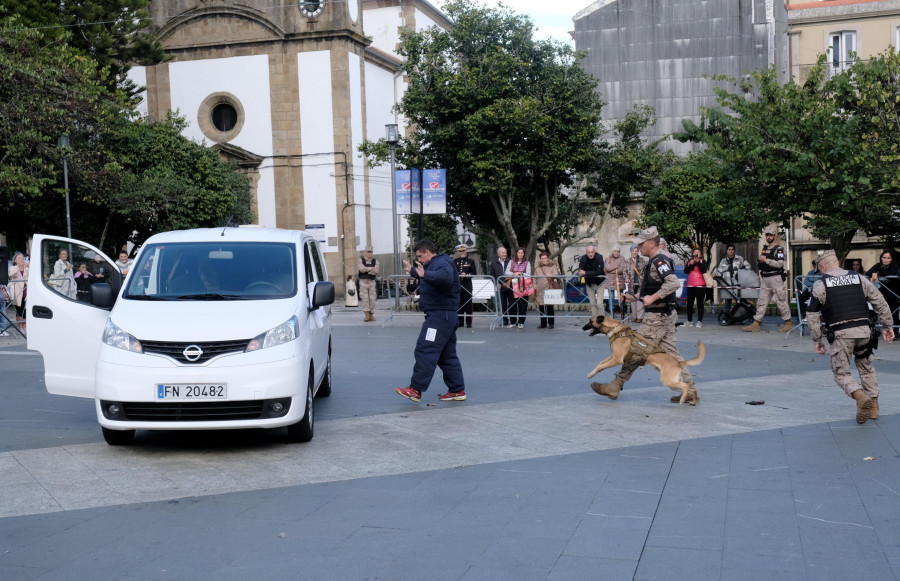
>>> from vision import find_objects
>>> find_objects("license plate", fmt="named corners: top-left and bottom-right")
top-left (156, 384), bottom-right (227, 400)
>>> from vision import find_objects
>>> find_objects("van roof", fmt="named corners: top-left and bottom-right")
top-left (144, 227), bottom-right (307, 245)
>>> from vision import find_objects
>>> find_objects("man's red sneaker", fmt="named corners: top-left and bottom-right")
top-left (395, 386), bottom-right (421, 402)
top-left (438, 390), bottom-right (467, 401)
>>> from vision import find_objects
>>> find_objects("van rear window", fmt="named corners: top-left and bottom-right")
top-left (123, 242), bottom-right (297, 300)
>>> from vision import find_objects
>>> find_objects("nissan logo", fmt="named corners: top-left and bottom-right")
top-left (183, 345), bottom-right (203, 362)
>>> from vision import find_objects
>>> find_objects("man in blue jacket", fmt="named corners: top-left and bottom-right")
top-left (395, 239), bottom-right (467, 402)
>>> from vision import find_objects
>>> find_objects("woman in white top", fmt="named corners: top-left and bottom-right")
top-left (53, 249), bottom-right (77, 299)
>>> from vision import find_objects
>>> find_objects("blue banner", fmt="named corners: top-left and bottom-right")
top-left (422, 169), bottom-right (447, 215)
top-left (395, 169), bottom-right (421, 215)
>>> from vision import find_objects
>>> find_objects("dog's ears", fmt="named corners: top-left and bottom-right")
top-left (596, 315), bottom-right (605, 324)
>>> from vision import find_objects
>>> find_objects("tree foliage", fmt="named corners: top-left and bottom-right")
top-left (360, 0), bottom-right (606, 262)
top-left (0, 17), bottom-right (251, 253)
top-left (642, 152), bottom-right (767, 262)
top-left (1, 0), bottom-right (168, 97)
top-left (675, 52), bottom-right (900, 261)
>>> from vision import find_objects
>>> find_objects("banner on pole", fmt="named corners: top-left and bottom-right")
top-left (422, 169), bottom-right (447, 215)
top-left (395, 169), bottom-right (421, 215)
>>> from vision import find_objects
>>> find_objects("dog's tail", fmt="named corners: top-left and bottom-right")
top-left (679, 340), bottom-right (706, 368)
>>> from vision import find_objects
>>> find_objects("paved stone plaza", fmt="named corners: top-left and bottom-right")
top-left (1, 302), bottom-right (899, 580)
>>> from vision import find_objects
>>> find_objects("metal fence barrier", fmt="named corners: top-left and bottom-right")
top-left (383, 274), bottom-right (616, 329)
top-left (1, 279), bottom-right (27, 337)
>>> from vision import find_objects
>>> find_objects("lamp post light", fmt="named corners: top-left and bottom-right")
top-left (385, 124), bottom-right (401, 309)
top-left (58, 135), bottom-right (71, 238)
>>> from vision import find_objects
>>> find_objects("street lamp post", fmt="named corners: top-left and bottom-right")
top-left (58, 135), bottom-right (71, 238)
top-left (386, 124), bottom-right (401, 310)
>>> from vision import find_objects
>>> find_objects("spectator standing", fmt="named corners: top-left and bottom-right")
top-left (52, 249), bottom-right (76, 299)
top-left (744, 227), bottom-right (793, 333)
top-left (866, 250), bottom-right (900, 327)
top-left (488, 247), bottom-right (513, 327)
top-left (578, 245), bottom-right (605, 317)
top-left (533, 251), bottom-right (560, 329)
top-left (395, 239), bottom-right (466, 403)
top-left (74, 264), bottom-right (96, 302)
top-left (684, 248), bottom-right (710, 328)
top-left (505, 248), bottom-right (532, 329)
top-left (849, 259), bottom-right (865, 275)
top-left (8, 252), bottom-right (28, 334)
top-left (604, 246), bottom-right (627, 317)
top-left (715, 244), bottom-right (752, 313)
top-left (453, 244), bottom-right (477, 328)
top-left (807, 250), bottom-right (894, 424)
top-left (358, 245), bottom-right (379, 322)
top-left (798, 258), bottom-right (821, 320)
top-left (115, 251), bottom-right (134, 278)
top-left (625, 244), bottom-right (647, 322)
top-left (659, 238), bottom-right (673, 258)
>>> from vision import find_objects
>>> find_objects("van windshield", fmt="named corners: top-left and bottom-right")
top-left (122, 242), bottom-right (297, 300)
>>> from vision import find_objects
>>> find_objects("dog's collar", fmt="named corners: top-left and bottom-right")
top-left (608, 322), bottom-right (630, 336)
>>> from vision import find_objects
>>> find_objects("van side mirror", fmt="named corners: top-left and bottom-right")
top-left (90, 283), bottom-right (117, 310)
top-left (0, 246), bottom-right (8, 285)
top-left (311, 281), bottom-right (335, 309)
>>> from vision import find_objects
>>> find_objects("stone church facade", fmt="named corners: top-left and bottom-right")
top-left (129, 0), bottom-right (450, 289)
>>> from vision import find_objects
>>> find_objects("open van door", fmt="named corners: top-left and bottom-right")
top-left (28, 235), bottom-right (121, 398)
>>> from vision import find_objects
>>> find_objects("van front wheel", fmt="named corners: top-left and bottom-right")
top-left (287, 376), bottom-right (314, 443)
top-left (102, 427), bottom-right (135, 446)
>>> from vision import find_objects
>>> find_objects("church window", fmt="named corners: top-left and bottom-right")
top-left (212, 103), bottom-right (238, 132)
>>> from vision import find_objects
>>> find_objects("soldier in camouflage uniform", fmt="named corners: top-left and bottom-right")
top-left (591, 226), bottom-right (696, 404)
top-left (744, 226), bottom-right (793, 332)
top-left (807, 250), bottom-right (895, 424)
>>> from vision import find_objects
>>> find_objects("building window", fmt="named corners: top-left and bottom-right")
top-left (197, 93), bottom-right (245, 143)
top-left (830, 31), bottom-right (856, 74)
top-left (212, 103), bottom-right (238, 133)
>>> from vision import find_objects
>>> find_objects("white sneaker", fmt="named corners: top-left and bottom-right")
top-left (0, 331), bottom-right (8, 336)
top-left (696, 321), bottom-right (703, 328)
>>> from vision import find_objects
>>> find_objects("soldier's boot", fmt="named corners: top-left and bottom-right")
top-left (870, 397), bottom-right (879, 420)
top-left (369, 311), bottom-right (376, 322)
top-left (591, 377), bottom-right (624, 400)
top-left (851, 389), bottom-right (874, 425)
top-left (778, 320), bottom-right (794, 333)
top-left (365, 311), bottom-right (373, 322)
top-left (743, 320), bottom-right (761, 332)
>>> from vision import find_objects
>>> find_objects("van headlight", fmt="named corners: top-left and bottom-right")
top-left (246, 316), bottom-right (298, 352)
top-left (102, 320), bottom-right (143, 353)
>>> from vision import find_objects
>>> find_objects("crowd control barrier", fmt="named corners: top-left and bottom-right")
top-left (1, 279), bottom-right (27, 337)
top-left (383, 274), bottom-right (618, 330)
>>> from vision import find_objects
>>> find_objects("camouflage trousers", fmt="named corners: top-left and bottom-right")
top-left (359, 279), bottom-right (377, 312)
top-left (615, 310), bottom-right (692, 385)
top-left (830, 335), bottom-right (878, 398)
top-left (754, 274), bottom-right (791, 322)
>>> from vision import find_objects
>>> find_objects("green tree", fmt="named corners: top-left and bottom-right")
top-left (360, 0), bottom-right (605, 263)
top-left (642, 152), bottom-right (767, 262)
top-left (99, 113), bottom-right (253, 249)
top-left (0, 15), bottom-right (127, 241)
top-left (1, 0), bottom-right (168, 97)
top-left (676, 55), bottom-right (899, 261)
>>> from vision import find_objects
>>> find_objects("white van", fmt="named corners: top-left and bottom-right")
top-left (28, 228), bottom-right (335, 445)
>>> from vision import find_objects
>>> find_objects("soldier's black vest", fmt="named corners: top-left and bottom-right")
top-left (642, 254), bottom-right (677, 313)
top-left (821, 272), bottom-right (869, 330)
top-left (359, 257), bottom-right (377, 280)
top-left (759, 244), bottom-right (785, 277)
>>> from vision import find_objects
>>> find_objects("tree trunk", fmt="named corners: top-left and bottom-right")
top-left (830, 231), bottom-right (856, 265)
